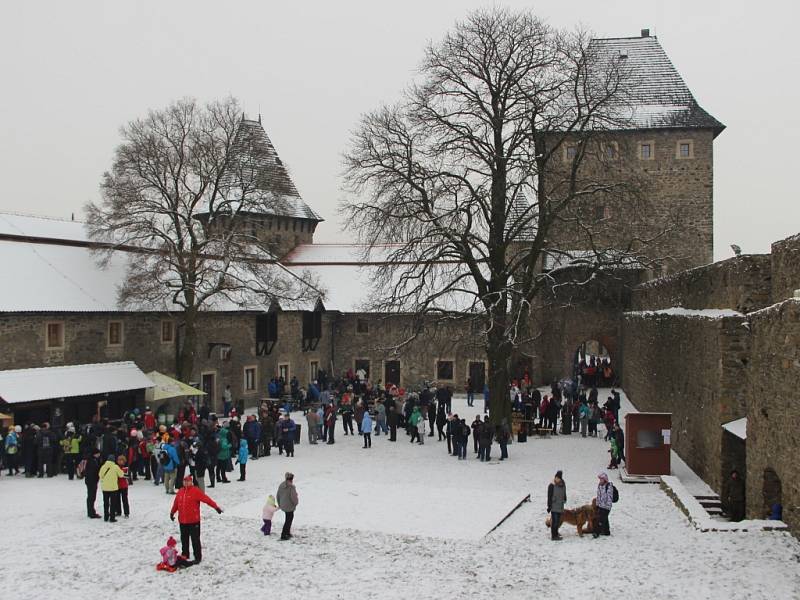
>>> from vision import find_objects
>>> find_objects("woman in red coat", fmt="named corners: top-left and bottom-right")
top-left (169, 475), bottom-right (223, 564)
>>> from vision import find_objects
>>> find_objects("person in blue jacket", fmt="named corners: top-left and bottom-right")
top-left (236, 438), bottom-right (249, 481)
top-left (361, 411), bottom-right (373, 449)
top-left (161, 438), bottom-right (180, 495)
top-left (280, 417), bottom-right (297, 457)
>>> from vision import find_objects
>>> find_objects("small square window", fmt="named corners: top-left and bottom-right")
top-left (566, 146), bottom-right (577, 160)
top-left (46, 322), bottom-right (64, 350)
top-left (161, 320), bottom-right (174, 343)
top-left (244, 367), bottom-right (257, 392)
top-left (108, 321), bottom-right (123, 346)
top-left (356, 318), bottom-right (370, 334)
top-left (676, 140), bottom-right (694, 159)
top-left (436, 360), bottom-right (454, 381)
top-left (604, 143), bottom-right (618, 160)
top-left (594, 205), bottom-right (610, 221)
top-left (640, 143), bottom-right (652, 160)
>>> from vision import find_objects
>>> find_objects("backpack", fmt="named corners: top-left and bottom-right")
top-left (76, 459), bottom-right (88, 479)
top-left (158, 449), bottom-right (170, 466)
top-left (608, 483), bottom-right (619, 503)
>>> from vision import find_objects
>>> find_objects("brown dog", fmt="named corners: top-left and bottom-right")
top-left (545, 498), bottom-right (598, 537)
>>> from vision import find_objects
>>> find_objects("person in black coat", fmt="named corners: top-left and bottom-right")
top-left (387, 406), bottom-right (399, 442)
top-left (84, 448), bottom-right (102, 518)
top-left (613, 424), bottom-right (625, 465)
top-left (547, 471), bottom-right (567, 541)
top-left (436, 403), bottom-right (447, 441)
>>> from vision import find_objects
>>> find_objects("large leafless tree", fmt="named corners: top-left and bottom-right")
top-left (342, 8), bottom-right (662, 423)
top-left (87, 97), bottom-right (320, 380)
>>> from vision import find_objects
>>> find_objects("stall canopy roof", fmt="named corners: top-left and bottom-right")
top-left (146, 371), bottom-right (205, 401)
top-left (722, 417), bottom-right (747, 440)
top-left (0, 361), bottom-right (154, 405)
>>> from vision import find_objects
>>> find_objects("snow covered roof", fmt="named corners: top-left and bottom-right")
top-left (0, 212), bottom-right (89, 242)
top-left (0, 361), bottom-right (154, 404)
top-left (590, 35), bottom-right (724, 134)
top-left (218, 118), bottom-right (322, 222)
top-left (506, 191), bottom-right (537, 242)
top-left (722, 417), bottom-right (747, 440)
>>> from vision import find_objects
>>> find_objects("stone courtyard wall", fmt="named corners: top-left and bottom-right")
top-left (631, 254), bottom-right (772, 313)
top-left (621, 312), bottom-right (749, 493)
top-left (745, 299), bottom-right (800, 533)
top-left (770, 234), bottom-right (800, 302)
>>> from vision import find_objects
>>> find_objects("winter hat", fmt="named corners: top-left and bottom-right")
top-left (107, 454), bottom-right (116, 462)
top-left (166, 536), bottom-right (177, 547)
top-left (598, 472), bottom-right (608, 481)
top-left (183, 474), bottom-right (194, 482)
top-left (15, 425), bottom-right (22, 433)
top-left (267, 495), bottom-right (277, 507)
top-left (555, 470), bottom-right (563, 480)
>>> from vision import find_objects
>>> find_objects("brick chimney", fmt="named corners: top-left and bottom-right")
top-left (641, 28), bottom-right (650, 37)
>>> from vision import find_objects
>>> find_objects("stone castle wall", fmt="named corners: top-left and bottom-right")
top-left (621, 312), bottom-right (749, 493)
top-left (546, 129), bottom-right (716, 274)
top-left (631, 254), bottom-right (773, 313)
top-left (770, 234), bottom-right (800, 302)
top-left (745, 299), bottom-right (800, 531)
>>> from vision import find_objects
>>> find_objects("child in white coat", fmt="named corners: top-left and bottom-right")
top-left (261, 495), bottom-right (278, 535)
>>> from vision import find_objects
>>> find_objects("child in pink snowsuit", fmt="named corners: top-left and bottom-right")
top-left (261, 495), bottom-right (278, 535)
top-left (156, 536), bottom-right (179, 572)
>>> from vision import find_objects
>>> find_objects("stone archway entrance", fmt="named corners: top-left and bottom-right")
top-left (574, 340), bottom-right (616, 387)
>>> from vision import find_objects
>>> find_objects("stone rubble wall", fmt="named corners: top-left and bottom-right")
top-left (745, 299), bottom-right (800, 533)
top-left (770, 234), bottom-right (800, 302)
top-left (621, 312), bottom-right (749, 494)
top-left (631, 254), bottom-right (772, 313)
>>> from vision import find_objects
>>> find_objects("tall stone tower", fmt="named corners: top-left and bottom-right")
top-left (213, 115), bottom-right (323, 257)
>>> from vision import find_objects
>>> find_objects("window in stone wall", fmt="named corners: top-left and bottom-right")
top-left (309, 360), bottom-right (319, 382)
top-left (639, 142), bottom-right (654, 160)
top-left (108, 321), bottom-right (123, 347)
top-left (356, 318), bottom-right (370, 334)
top-left (436, 360), bottom-right (455, 381)
top-left (243, 366), bottom-right (257, 392)
top-left (564, 145), bottom-right (577, 161)
top-left (161, 320), bottom-right (174, 343)
top-left (594, 204), bottom-right (611, 221)
top-left (278, 363), bottom-right (290, 382)
top-left (603, 142), bottom-right (618, 160)
top-left (45, 322), bottom-right (64, 350)
top-left (676, 140), bottom-right (694, 159)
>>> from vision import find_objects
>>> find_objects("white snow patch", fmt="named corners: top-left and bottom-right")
top-left (625, 307), bottom-right (744, 319)
top-left (722, 417), bottom-right (747, 440)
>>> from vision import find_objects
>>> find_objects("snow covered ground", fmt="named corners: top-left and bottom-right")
top-left (3, 390), bottom-right (800, 599)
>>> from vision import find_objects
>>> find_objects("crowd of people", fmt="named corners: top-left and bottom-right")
top-left (0, 365), bottom-right (641, 560)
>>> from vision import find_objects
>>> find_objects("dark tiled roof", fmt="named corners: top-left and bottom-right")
top-left (221, 118), bottom-right (322, 221)
top-left (589, 36), bottom-right (724, 135)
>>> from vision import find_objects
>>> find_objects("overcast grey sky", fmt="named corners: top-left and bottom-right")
top-left (0, 0), bottom-right (797, 259)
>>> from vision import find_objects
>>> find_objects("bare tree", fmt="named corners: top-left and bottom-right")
top-left (86, 97), bottom-right (320, 379)
top-left (342, 8), bottom-right (663, 423)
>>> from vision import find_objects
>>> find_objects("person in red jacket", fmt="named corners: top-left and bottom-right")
top-left (169, 474), bottom-right (223, 564)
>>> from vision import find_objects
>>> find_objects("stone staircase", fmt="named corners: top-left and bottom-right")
top-left (694, 494), bottom-right (724, 518)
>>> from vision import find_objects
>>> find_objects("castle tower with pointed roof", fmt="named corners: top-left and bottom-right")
top-left (206, 115), bottom-right (324, 257)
